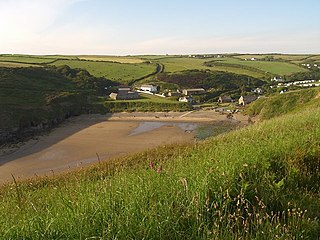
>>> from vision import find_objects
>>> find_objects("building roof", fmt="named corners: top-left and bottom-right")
top-left (183, 88), bottom-right (205, 91)
top-left (118, 87), bottom-right (131, 91)
top-left (241, 95), bottom-right (258, 102)
top-left (141, 84), bottom-right (156, 88)
top-left (220, 95), bottom-right (232, 100)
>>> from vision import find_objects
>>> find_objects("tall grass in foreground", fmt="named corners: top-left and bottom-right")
top-left (0, 107), bottom-right (319, 239)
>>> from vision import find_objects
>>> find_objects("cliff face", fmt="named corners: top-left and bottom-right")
top-left (0, 66), bottom-right (115, 145)
top-left (0, 93), bottom-right (86, 144)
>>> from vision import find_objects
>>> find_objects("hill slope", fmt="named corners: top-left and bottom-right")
top-left (0, 91), bottom-right (319, 239)
top-left (246, 88), bottom-right (320, 120)
top-left (0, 66), bottom-right (117, 143)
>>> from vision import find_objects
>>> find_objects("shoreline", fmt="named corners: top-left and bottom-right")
top-left (0, 110), bottom-right (248, 185)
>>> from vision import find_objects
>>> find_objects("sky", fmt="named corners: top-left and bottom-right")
top-left (0, 0), bottom-right (319, 55)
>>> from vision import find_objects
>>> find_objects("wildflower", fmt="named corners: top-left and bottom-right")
top-left (149, 161), bottom-right (155, 170)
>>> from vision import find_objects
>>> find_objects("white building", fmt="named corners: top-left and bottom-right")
top-left (140, 84), bottom-right (158, 93)
top-left (179, 96), bottom-right (193, 103)
top-left (271, 76), bottom-right (282, 82)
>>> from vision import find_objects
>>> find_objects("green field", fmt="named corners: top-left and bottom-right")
top-left (233, 54), bottom-right (312, 61)
top-left (0, 54), bottom-right (314, 82)
top-left (0, 89), bottom-right (319, 238)
top-left (210, 57), bottom-right (306, 75)
top-left (51, 59), bottom-right (157, 83)
top-left (77, 55), bottom-right (144, 63)
top-left (0, 55), bottom-right (58, 64)
top-left (306, 55), bottom-right (320, 62)
top-left (0, 61), bottom-right (40, 68)
top-left (131, 93), bottom-right (178, 103)
top-left (155, 57), bottom-right (266, 78)
top-left (103, 92), bottom-right (189, 112)
top-left (154, 56), bottom-right (307, 78)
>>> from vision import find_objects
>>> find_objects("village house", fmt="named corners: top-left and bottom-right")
top-left (252, 88), bottom-right (263, 94)
top-left (109, 87), bottom-right (140, 100)
top-left (271, 76), bottom-right (282, 82)
top-left (238, 95), bottom-right (258, 105)
top-left (140, 84), bottom-right (158, 93)
top-left (218, 95), bottom-right (233, 103)
top-left (179, 96), bottom-right (193, 103)
top-left (167, 91), bottom-right (182, 97)
top-left (182, 88), bottom-right (206, 96)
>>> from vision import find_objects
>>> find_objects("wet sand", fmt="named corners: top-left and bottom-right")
top-left (0, 111), bottom-right (248, 184)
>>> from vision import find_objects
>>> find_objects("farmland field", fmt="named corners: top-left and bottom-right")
top-left (77, 55), bottom-right (144, 63)
top-left (156, 57), bottom-right (267, 78)
top-left (0, 54), bottom-right (315, 83)
top-left (306, 55), bottom-right (320, 62)
top-left (126, 92), bottom-right (177, 103)
top-left (0, 55), bottom-right (58, 64)
top-left (0, 61), bottom-right (40, 68)
top-left (50, 59), bottom-right (157, 83)
top-left (211, 57), bottom-right (306, 75)
top-left (233, 54), bottom-right (311, 61)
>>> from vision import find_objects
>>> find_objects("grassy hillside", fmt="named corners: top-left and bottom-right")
top-left (0, 66), bottom-right (117, 143)
top-left (0, 54), bottom-right (314, 85)
top-left (155, 57), bottom-right (267, 79)
top-left (0, 62), bottom-right (40, 68)
top-left (205, 57), bottom-right (306, 76)
top-left (246, 88), bottom-right (320, 120)
top-left (157, 70), bottom-right (265, 90)
top-left (0, 92), bottom-right (319, 239)
top-left (77, 55), bottom-right (144, 63)
top-left (156, 70), bottom-right (266, 102)
top-left (153, 56), bottom-right (308, 80)
top-left (51, 59), bottom-right (157, 84)
top-left (233, 54), bottom-right (311, 61)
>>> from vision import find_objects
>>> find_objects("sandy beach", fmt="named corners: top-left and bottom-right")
top-left (0, 110), bottom-right (248, 184)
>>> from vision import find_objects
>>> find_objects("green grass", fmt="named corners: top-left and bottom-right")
top-left (103, 93), bottom-right (189, 112)
top-left (0, 61), bottom-right (41, 68)
top-left (233, 54), bottom-right (312, 61)
top-left (157, 57), bottom-right (215, 72)
top-left (0, 55), bottom-right (58, 64)
top-left (130, 93), bottom-right (178, 103)
top-left (0, 90), bottom-right (319, 238)
top-left (306, 55), bottom-right (320, 62)
top-left (0, 66), bottom-right (111, 133)
top-left (211, 57), bottom-right (307, 76)
top-left (246, 88), bottom-right (320, 120)
top-left (77, 55), bottom-right (145, 63)
top-left (158, 57), bottom-right (284, 78)
top-left (195, 121), bottom-right (238, 140)
top-left (51, 59), bottom-right (157, 83)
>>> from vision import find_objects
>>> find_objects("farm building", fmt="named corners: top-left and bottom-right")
top-left (252, 88), bottom-right (263, 94)
top-left (109, 87), bottom-right (140, 100)
top-left (140, 84), bottom-right (159, 93)
top-left (271, 76), bottom-right (283, 82)
top-left (218, 95), bottom-right (233, 103)
top-left (239, 95), bottom-right (258, 105)
top-left (179, 96), bottom-right (193, 103)
top-left (168, 91), bottom-right (182, 97)
top-left (182, 88), bottom-right (206, 96)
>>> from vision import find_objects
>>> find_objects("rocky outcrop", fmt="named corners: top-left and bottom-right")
top-left (0, 97), bottom-right (86, 145)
